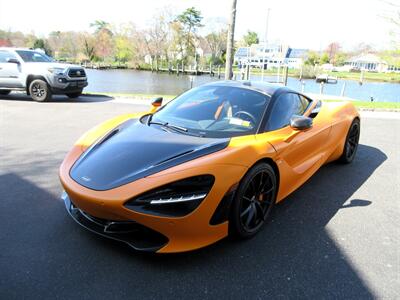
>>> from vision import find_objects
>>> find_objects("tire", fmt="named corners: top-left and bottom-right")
top-left (0, 90), bottom-right (11, 95)
top-left (230, 162), bottom-right (277, 238)
top-left (339, 118), bottom-right (360, 164)
top-left (66, 90), bottom-right (82, 98)
top-left (29, 79), bottom-right (52, 102)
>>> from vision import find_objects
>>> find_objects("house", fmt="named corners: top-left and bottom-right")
top-left (284, 48), bottom-right (308, 69)
top-left (234, 44), bottom-right (308, 70)
top-left (234, 43), bottom-right (289, 69)
top-left (344, 54), bottom-right (388, 72)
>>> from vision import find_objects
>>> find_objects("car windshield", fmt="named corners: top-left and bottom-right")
top-left (152, 85), bottom-right (270, 138)
top-left (16, 50), bottom-right (53, 62)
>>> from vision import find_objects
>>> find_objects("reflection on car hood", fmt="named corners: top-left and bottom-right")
top-left (70, 119), bottom-right (229, 191)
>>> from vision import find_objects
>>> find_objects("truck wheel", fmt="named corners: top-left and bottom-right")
top-left (0, 90), bottom-right (11, 95)
top-left (29, 79), bottom-right (52, 102)
top-left (66, 90), bottom-right (82, 98)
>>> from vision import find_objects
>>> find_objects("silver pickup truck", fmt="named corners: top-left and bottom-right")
top-left (0, 47), bottom-right (88, 102)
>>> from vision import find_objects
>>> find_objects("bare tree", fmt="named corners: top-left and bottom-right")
top-left (205, 29), bottom-right (227, 64)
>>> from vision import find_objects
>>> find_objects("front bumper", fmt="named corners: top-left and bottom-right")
top-left (62, 192), bottom-right (168, 252)
top-left (48, 75), bottom-right (88, 94)
top-left (60, 145), bottom-right (248, 253)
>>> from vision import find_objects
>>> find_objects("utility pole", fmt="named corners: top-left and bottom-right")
top-left (261, 8), bottom-right (271, 81)
top-left (225, 0), bottom-right (238, 80)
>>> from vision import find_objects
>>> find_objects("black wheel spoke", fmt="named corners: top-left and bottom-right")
top-left (245, 204), bottom-right (256, 227)
top-left (258, 172), bottom-right (264, 192)
top-left (250, 179), bottom-right (257, 194)
top-left (243, 196), bottom-right (252, 202)
top-left (240, 204), bottom-right (252, 218)
top-left (254, 201), bottom-right (265, 220)
top-left (261, 185), bottom-right (274, 195)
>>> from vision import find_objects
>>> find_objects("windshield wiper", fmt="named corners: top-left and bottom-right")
top-left (166, 123), bottom-right (188, 132)
top-left (147, 115), bottom-right (188, 133)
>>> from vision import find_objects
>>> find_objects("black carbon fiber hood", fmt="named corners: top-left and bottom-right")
top-left (70, 120), bottom-right (229, 191)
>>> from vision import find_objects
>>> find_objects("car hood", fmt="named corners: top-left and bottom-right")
top-left (23, 62), bottom-right (82, 72)
top-left (70, 119), bottom-right (229, 191)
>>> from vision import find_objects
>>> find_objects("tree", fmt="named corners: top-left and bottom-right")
top-left (320, 52), bottom-right (330, 64)
top-left (169, 21), bottom-right (186, 64)
top-left (82, 34), bottom-right (96, 61)
top-left (95, 29), bottom-right (114, 61)
top-left (205, 29), bottom-right (227, 65)
top-left (382, 1), bottom-right (400, 48)
top-left (142, 10), bottom-right (172, 69)
top-left (243, 30), bottom-right (259, 46)
top-left (89, 20), bottom-right (114, 62)
top-left (326, 42), bottom-right (340, 64)
top-left (175, 7), bottom-right (203, 64)
top-left (90, 20), bottom-right (112, 35)
top-left (380, 49), bottom-right (400, 67)
top-left (33, 38), bottom-right (52, 56)
top-left (304, 51), bottom-right (320, 66)
top-left (335, 52), bottom-right (349, 66)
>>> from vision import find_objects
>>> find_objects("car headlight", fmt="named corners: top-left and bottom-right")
top-left (48, 67), bottom-right (65, 75)
top-left (124, 175), bottom-right (214, 217)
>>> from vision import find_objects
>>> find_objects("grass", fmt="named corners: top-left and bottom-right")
top-left (85, 91), bottom-right (399, 110)
top-left (324, 71), bottom-right (400, 83)
top-left (230, 67), bottom-right (400, 83)
top-left (324, 99), bottom-right (400, 110)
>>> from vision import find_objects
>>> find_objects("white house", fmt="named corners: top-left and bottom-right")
top-left (345, 54), bottom-right (388, 72)
top-left (234, 44), bottom-right (307, 70)
top-left (285, 48), bottom-right (308, 69)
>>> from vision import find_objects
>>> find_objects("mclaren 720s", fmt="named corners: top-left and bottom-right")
top-left (60, 81), bottom-right (360, 253)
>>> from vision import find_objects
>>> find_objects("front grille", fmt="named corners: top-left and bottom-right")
top-left (68, 68), bottom-right (86, 78)
top-left (64, 195), bottom-right (168, 252)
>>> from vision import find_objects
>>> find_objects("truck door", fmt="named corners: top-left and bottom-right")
top-left (0, 50), bottom-right (23, 88)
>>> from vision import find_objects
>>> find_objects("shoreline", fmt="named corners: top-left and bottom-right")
top-left (84, 92), bottom-right (400, 111)
top-left (84, 66), bottom-right (400, 84)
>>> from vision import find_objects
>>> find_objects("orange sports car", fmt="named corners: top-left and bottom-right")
top-left (60, 81), bottom-right (360, 253)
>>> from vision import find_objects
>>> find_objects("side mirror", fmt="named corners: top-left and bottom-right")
top-left (290, 115), bottom-right (313, 130)
top-left (7, 58), bottom-right (20, 64)
top-left (150, 97), bottom-right (163, 113)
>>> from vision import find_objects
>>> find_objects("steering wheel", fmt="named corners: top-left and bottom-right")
top-left (233, 111), bottom-right (257, 127)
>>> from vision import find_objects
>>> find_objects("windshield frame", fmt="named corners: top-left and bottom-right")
top-left (15, 50), bottom-right (54, 63)
top-left (151, 84), bottom-right (272, 138)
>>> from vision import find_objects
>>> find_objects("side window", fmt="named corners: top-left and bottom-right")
top-left (299, 95), bottom-right (311, 112)
top-left (0, 51), bottom-right (17, 63)
top-left (266, 93), bottom-right (307, 131)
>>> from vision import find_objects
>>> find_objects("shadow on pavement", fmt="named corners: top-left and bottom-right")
top-left (0, 92), bottom-right (114, 103)
top-left (0, 144), bottom-right (386, 299)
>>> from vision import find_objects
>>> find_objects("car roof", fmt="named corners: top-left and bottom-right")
top-left (202, 80), bottom-right (291, 97)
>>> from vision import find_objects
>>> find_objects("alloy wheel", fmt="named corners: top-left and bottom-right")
top-left (239, 169), bottom-right (276, 233)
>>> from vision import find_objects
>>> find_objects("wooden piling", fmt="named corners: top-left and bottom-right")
top-left (284, 66), bottom-right (289, 86)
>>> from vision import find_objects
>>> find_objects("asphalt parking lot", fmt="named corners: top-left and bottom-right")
top-left (0, 94), bottom-right (399, 299)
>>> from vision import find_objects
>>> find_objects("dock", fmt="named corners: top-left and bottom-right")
top-left (316, 74), bottom-right (338, 84)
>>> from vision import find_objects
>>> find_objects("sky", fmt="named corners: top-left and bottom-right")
top-left (0, 0), bottom-right (397, 50)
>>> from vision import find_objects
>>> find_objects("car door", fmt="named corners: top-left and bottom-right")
top-left (260, 92), bottom-right (331, 199)
top-left (0, 50), bottom-right (23, 88)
